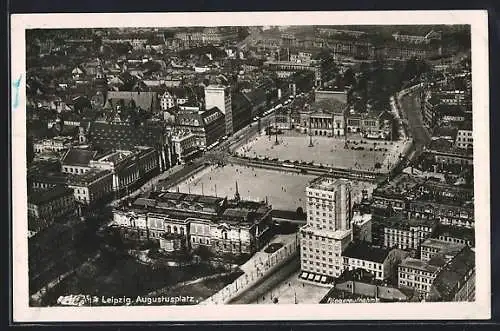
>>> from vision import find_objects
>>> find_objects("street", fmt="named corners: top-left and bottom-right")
top-left (398, 91), bottom-right (431, 157)
top-left (229, 256), bottom-right (300, 304)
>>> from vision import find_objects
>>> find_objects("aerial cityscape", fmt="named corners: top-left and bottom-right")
top-left (25, 24), bottom-right (475, 307)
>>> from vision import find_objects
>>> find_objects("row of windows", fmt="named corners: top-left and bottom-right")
top-left (399, 280), bottom-right (431, 291)
top-left (302, 260), bottom-right (336, 268)
top-left (348, 259), bottom-right (383, 270)
top-left (192, 236), bottom-right (210, 244)
top-left (302, 252), bottom-right (336, 261)
top-left (399, 273), bottom-right (433, 283)
top-left (64, 167), bottom-right (88, 174)
top-left (399, 268), bottom-right (433, 276)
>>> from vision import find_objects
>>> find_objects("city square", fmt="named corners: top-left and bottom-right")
top-left (168, 164), bottom-right (376, 211)
top-left (168, 164), bottom-right (316, 211)
top-left (236, 131), bottom-right (410, 174)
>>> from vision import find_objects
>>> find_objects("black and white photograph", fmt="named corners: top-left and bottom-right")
top-left (11, 11), bottom-right (490, 322)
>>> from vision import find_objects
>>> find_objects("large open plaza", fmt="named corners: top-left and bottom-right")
top-left (168, 164), bottom-right (315, 211)
top-left (168, 164), bottom-right (376, 211)
top-left (236, 131), bottom-right (410, 174)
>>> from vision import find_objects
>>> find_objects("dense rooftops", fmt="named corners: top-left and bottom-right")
top-left (381, 214), bottom-right (438, 230)
top-left (431, 246), bottom-right (475, 301)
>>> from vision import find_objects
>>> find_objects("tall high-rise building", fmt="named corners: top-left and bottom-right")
top-left (205, 85), bottom-right (233, 136)
top-left (299, 177), bottom-right (354, 282)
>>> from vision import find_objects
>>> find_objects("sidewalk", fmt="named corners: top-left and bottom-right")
top-left (250, 270), bottom-right (331, 305)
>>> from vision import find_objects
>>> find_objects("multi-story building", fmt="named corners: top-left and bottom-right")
top-left (420, 238), bottom-right (465, 263)
top-left (205, 85), bottom-right (233, 136)
top-left (61, 148), bottom-right (98, 175)
top-left (398, 258), bottom-right (443, 296)
top-left (391, 30), bottom-right (441, 44)
top-left (342, 242), bottom-right (408, 281)
top-left (428, 246), bottom-right (475, 302)
top-left (231, 92), bottom-right (253, 133)
top-left (308, 99), bottom-right (346, 136)
top-left (299, 177), bottom-right (356, 283)
top-left (263, 60), bottom-right (321, 86)
top-left (175, 106), bottom-right (226, 148)
top-left (112, 190), bottom-right (273, 257)
top-left (383, 216), bottom-right (438, 250)
top-left (427, 139), bottom-right (473, 167)
top-left (89, 146), bottom-right (159, 196)
top-left (159, 88), bottom-right (190, 111)
top-left (455, 120), bottom-right (473, 149)
top-left (171, 130), bottom-right (199, 165)
top-left (432, 224), bottom-right (475, 248)
top-left (27, 185), bottom-right (76, 236)
top-left (87, 120), bottom-right (173, 171)
top-left (67, 169), bottom-right (114, 205)
top-left (33, 136), bottom-right (73, 154)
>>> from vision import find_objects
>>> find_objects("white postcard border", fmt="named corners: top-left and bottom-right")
top-left (11, 10), bottom-right (490, 322)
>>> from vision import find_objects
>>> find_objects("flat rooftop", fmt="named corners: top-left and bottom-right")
top-left (308, 176), bottom-right (351, 192)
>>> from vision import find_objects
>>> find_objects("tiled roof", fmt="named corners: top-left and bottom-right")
top-left (431, 247), bottom-right (475, 301)
top-left (88, 121), bottom-right (165, 150)
top-left (343, 241), bottom-right (391, 263)
top-left (271, 209), bottom-right (306, 221)
top-left (434, 225), bottom-right (475, 245)
top-left (61, 148), bottom-right (98, 166)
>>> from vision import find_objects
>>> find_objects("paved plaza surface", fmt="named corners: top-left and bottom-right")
top-left (249, 270), bottom-right (331, 305)
top-left (169, 164), bottom-right (316, 211)
top-left (169, 164), bottom-right (377, 211)
top-left (237, 131), bottom-right (409, 174)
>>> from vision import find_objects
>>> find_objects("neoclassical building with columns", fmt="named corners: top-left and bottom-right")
top-left (112, 189), bottom-right (273, 257)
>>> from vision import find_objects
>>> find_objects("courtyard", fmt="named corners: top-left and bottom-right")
top-left (236, 131), bottom-right (410, 174)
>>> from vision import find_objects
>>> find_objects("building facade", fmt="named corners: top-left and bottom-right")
top-left (300, 177), bottom-right (356, 283)
top-left (205, 85), bottom-right (233, 136)
top-left (27, 185), bottom-right (76, 236)
top-left (398, 258), bottom-right (441, 296)
top-left (67, 169), bottom-right (114, 205)
top-left (112, 191), bottom-right (273, 257)
top-left (89, 146), bottom-right (159, 195)
top-left (383, 217), bottom-right (438, 250)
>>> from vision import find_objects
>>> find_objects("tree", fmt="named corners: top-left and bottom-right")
top-left (296, 207), bottom-right (304, 217)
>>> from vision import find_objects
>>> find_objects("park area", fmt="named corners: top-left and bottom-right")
top-left (236, 132), bottom-right (410, 174)
top-left (169, 164), bottom-right (375, 212)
